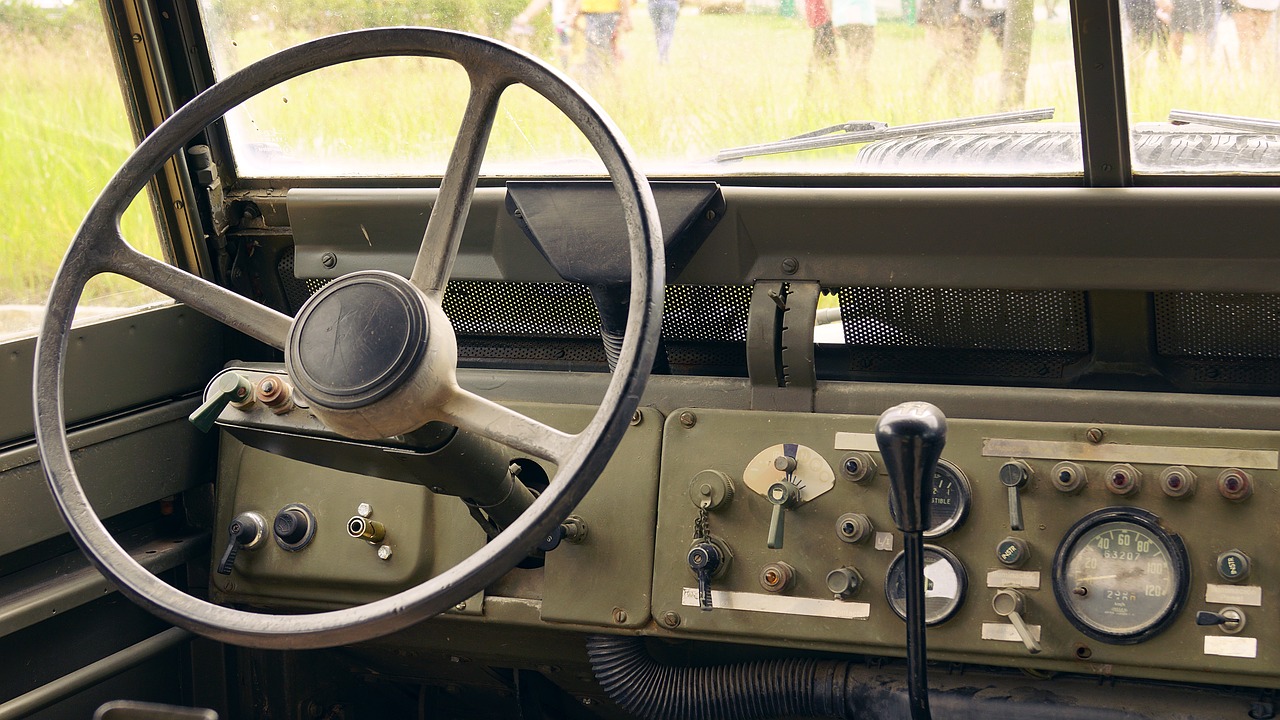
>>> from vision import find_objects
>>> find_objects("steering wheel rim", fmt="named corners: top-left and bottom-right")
top-left (33, 27), bottom-right (664, 649)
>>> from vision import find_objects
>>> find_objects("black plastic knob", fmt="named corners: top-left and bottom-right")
top-left (876, 402), bottom-right (948, 534)
top-left (274, 508), bottom-right (311, 546)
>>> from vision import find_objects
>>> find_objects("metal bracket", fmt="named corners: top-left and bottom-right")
top-left (747, 281), bottom-right (819, 412)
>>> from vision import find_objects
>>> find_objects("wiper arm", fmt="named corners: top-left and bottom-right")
top-left (716, 108), bottom-right (1056, 163)
top-left (1169, 109), bottom-right (1280, 134)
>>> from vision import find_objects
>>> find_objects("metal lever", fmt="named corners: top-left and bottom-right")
top-left (766, 480), bottom-right (800, 549)
top-left (216, 512), bottom-right (266, 576)
top-left (688, 542), bottom-right (724, 611)
top-left (877, 401), bottom-right (947, 720)
top-left (999, 461), bottom-right (1032, 531)
top-left (992, 588), bottom-right (1041, 654)
top-left (190, 372), bottom-right (254, 433)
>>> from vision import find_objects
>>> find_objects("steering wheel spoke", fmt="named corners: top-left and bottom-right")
top-left (108, 243), bottom-right (291, 350)
top-left (438, 386), bottom-right (577, 465)
top-left (410, 74), bottom-right (510, 300)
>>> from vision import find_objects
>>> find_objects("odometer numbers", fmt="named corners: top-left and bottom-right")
top-left (1053, 508), bottom-right (1189, 645)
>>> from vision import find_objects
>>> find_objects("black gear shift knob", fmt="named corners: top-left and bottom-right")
top-left (876, 401), bottom-right (947, 534)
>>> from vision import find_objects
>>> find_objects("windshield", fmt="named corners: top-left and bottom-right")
top-left (198, 0), bottom-right (1082, 177)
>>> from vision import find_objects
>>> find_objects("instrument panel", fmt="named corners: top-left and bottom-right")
top-left (203, 367), bottom-right (1280, 689)
top-left (652, 408), bottom-right (1276, 687)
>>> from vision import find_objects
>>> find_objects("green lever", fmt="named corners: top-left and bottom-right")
top-left (766, 480), bottom-right (800, 549)
top-left (189, 373), bottom-right (253, 432)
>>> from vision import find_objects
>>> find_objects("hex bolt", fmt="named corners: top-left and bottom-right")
top-left (357, 502), bottom-right (372, 518)
top-left (377, 544), bottom-right (393, 560)
top-left (679, 411), bottom-right (697, 428)
top-left (321, 252), bottom-right (338, 269)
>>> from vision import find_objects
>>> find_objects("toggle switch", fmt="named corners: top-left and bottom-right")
top-left (992, 588), bottom-right (1041, 654)
top-left (688, 540), bottom-right (730, 611)
top-left (999, 461), bottom-right (1032, 531)
top-left (765, 480), bottom-right (801, 549)
top-left (216, 511), bottom-right (267, 575)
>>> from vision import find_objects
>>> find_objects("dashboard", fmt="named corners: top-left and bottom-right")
top-left (203, 358), bottom-right (1280, 700)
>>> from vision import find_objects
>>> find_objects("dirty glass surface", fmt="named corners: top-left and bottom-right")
top-left (0, 2), bottom-right (168, 340)
top-left (1120, 0), bottom-right (1280, 173)
top-left (197, 0), bottom-right (1082, 176)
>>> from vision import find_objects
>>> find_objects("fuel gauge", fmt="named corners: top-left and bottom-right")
top-left (886, 545), bottom-right (968, 625)
top-left (888, 459), bottom-right (971, 537)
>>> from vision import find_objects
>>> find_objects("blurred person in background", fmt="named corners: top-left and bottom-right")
top-left (509, 0), bottom-right (577, 68)
top-left (1169, 0), bottom-right (1214, 63)
top-left (574, 0), bottom-right (632, 81)
top-left (832, 0), bottom-right (876, 86)
top-left (1231, 0), bottom-right (1278, 71)
top-left (649, 0), bottom-right (681, 63)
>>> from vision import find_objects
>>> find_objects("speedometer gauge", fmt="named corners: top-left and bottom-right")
top-left (1053, 508), bottom-right (1190, 645)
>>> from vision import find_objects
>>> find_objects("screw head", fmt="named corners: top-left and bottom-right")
top-left (630, 410), bottom-right (643, 426)
top-left (679, 411), bottom-right (697, 428)
top-left (612, 608), bottom-right (628, 624)
top-left (781, 257), bottom-right (799, 274)
top-left (357, 502), bottom-right (372, 518)
top-left (377, 545), bottom-right (393, 560)
top-left (661, 611), bottom-right (682, 628)
top-left (1086, 427), bottom-right (1105, 443)
top-left (320, 252), bottom-right (338, 269)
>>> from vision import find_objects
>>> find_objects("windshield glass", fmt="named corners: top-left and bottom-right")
top-left (198, 0), bottom-right (1082, 177)
top-left (1122, 0), bottom-right (1280, 174)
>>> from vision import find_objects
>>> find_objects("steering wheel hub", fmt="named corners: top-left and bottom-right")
top-left (288, 272), bottom-right (429, 410)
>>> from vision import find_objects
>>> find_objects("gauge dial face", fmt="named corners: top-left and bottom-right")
top-left (1053, 508), bottom-right (1189, 644)
top-left (888, 460), bottom-right (971, 537)
top-left (742, 443), bottom-right (835, 503)
top-left (885, 545), bottom-right (968, 626)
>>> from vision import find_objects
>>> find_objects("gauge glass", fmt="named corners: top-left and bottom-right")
top-left (885, 545), bottom-right (968, 626)
top-left (1054, 510), bottom-right (1188, 644)
top-left (888, 460), bottom-right (971, 537)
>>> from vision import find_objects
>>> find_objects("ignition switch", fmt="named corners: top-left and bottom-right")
top-left (216, 511), bottom-right (267, 575)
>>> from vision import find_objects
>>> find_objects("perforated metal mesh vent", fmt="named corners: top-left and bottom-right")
top-left (1155, 292), bottom-right (1280, 359)
top-left (277, 252), bottom-right (751, 341)
top-left (836, 287), bottom-right (1090, 352)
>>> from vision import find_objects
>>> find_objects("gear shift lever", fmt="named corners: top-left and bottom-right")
top-left (876, 401), bottom-right (947, 720)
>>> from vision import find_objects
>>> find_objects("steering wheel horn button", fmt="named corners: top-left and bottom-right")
top-left (289, 272), bottom-right (429, 410)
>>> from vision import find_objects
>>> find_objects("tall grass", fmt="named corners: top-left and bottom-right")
top-left (0, 25), bottom-right (163, 313)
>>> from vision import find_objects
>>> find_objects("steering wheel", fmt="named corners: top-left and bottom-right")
top-left (33, 27), bottom-right (664, 649)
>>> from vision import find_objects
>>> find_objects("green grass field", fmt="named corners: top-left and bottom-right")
top-left (5, 4), bottom-right (1280, 321)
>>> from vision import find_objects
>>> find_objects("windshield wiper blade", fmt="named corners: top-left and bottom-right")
top-left (716, 108), bottom-right (1056, 163)
top-left (1168, 109), bottom-right (1280, 135)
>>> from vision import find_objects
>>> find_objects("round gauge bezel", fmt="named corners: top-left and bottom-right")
top-left (887, 459), bottom-right (971, 538)
top-left (1052, 507), bottom-right (1190, 645)
top-left (885, 544), bottom-right (968, 626)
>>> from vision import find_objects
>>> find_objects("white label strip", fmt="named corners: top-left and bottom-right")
top-left (986, 570), bottom-right (1042, 590)
top-left (982, 622), bottom-right (1042, 643)
top-left (874, 532), bottom-right (895, 551)
top-left (1206, 584), bottom-right (1263, 607)
top-left (982, 438), bottom-right (1278, 470)
top-left (834, 432), bottom-right (878, 452)
top-left (1204, 635), bottom-right (1257, 659)
top-left (681, 587), bottom-right (870, 620)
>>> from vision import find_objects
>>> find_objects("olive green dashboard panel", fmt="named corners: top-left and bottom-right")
top-left (211, 400), bottom-right (662, 628)
top-left (652, 408), bottom-right (1280, 688)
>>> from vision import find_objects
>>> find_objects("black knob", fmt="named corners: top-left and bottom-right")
top-left (274, 507), bottom-right (311, 547)
top-left (876, 402), bottom-right (948, 534)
